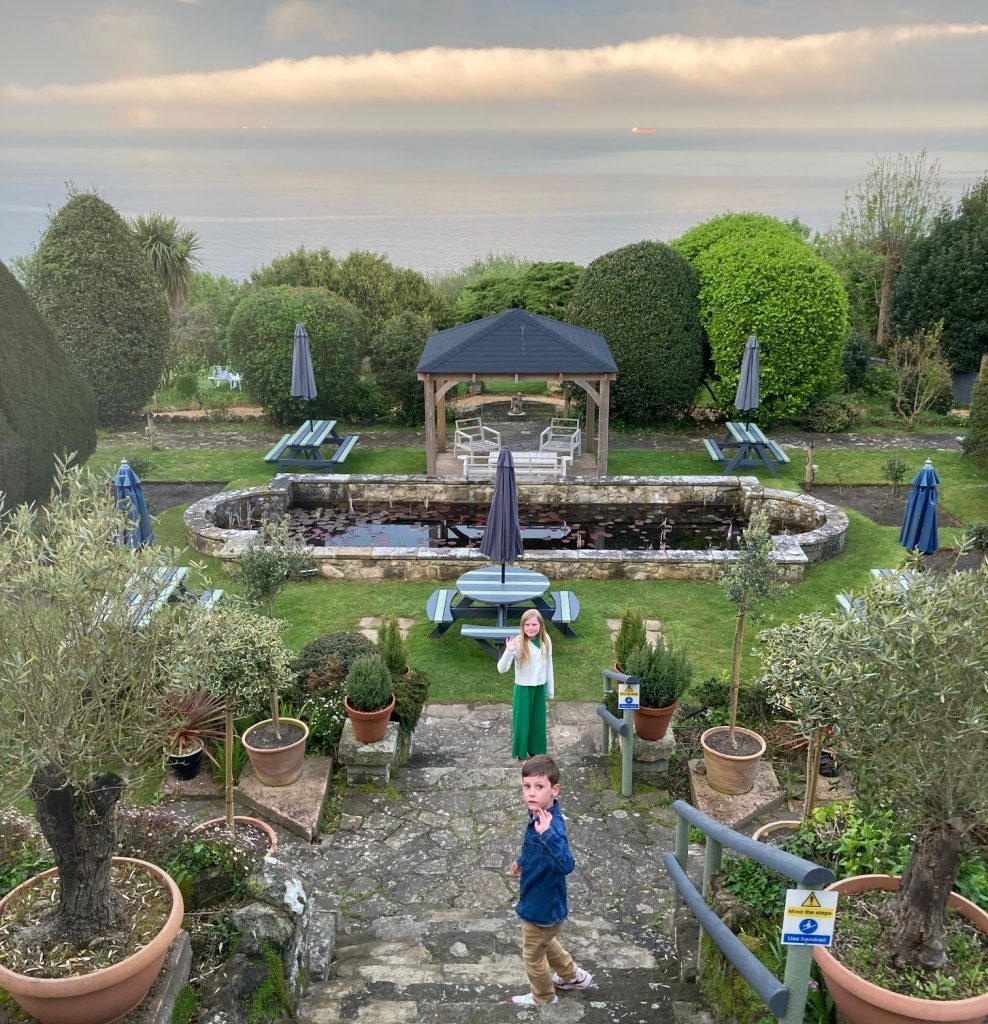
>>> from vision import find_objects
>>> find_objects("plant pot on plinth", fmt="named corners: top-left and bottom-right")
top-left (633, 702), bottom-right (677, 741)
top-left (344, 695), bottom-right (396, 745)
top-left (242, 717), bottom-right (309, 786)
top-left (166, 741), bottom-right (204, 780)
top-left (700, 726), bottom-right (766, 795)
top-left (813, 875), bottom-right (988, 1024)
top-left (0, 858), bottom-right (184, 1024)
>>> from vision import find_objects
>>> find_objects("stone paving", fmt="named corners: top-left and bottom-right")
top-left (270, 702), bottom-right (709, 1024)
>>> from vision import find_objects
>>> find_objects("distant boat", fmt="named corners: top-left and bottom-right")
top-left (631, 127), bottom-right (656, 134)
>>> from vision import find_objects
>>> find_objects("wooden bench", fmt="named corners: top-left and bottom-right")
top-left (461, 624), bottom-right (518, 658)
top-left (703, 438), bottom-right (726, 462)
top-left (426, 588), bottom-right (456, 636)
top-left (264, 433), bottom-right (292, 464)
top-left (548, 590), bottom-right (580, 637)
top-left (745, 424), bottom-right (791, 464)
top-left (327, 433), bottom-right (359, 467)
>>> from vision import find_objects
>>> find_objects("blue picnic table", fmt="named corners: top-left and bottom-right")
top-left (703, 421), bottom-right (790, 477)
top-left (264, 419), bottom-right (360, 472)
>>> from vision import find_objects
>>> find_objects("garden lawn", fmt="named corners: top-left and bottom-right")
top-left (136, 436), bottom-right (987, 705)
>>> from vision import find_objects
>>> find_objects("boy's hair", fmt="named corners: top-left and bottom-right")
top-left (522, 754), bottom-right (560, 785)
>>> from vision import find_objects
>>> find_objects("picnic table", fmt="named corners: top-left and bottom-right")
top-left (119, 567), bottom-right (224, 629)
top-left (703, 421), bottom-right (790, 477)
top-left (264, 419), bottom-right (359, 472)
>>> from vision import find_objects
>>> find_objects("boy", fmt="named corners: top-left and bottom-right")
top-left (508, 755), bottom-right (593, 1006)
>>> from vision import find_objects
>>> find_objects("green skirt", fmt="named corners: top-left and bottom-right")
top-left (512, 684), bottom-right (547, 760)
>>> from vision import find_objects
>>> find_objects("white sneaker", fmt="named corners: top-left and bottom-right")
top-left (508, 992), bottom-right (559, 1006)
top-left (551, 968), bottom-right (593, 990)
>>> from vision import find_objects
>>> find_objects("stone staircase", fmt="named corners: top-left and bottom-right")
top-left (289, 703), bottom-right (708, 1024)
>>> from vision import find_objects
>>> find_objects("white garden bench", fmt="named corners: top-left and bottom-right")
top-left (452, 417), bottom-right (501, 458)
top-left (539, 418), bottom-right (581, 467)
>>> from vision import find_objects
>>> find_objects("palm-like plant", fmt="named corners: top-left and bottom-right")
top-left (131, 212), bottom-right (201, 311)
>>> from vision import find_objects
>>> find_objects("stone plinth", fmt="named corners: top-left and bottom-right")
top-left (633, 730), bottom-right (676, 780)
top-left (236, 756), bottom-right (333, 841)
top-left (160, 767), bottom-right (223, 801)
top-left (687, 758), bottom-right (785, 830)
top-left (338, 721), bottom-right (400, 784)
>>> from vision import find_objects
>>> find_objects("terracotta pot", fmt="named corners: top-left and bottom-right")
top-left (191, 815), bottom-right (278, 855)
top-left (751, 819), bottom-right (802, 843)
top-left (344, 694), bottom-right (396, 745)
top-left (813, 875), bottom-right (988, 1024)
top-left (0, 858), bottom-right (184, 1024)
top-left (633, 702), bottom-right (677, 741)
top-left (700, 726), bottom-right (766, 795)
top-left (242, 717), bottom-right (309, 787)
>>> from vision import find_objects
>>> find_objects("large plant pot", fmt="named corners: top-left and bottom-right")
top-left (633, 702), bottom-right (677, 741)
top-left (813, 875), bottom-right (988, 1024)
top-left (167, 742), bottom-right (203, 780)
top-left (242, 717), bottom-right (309, 787)
top-left (700, 726), bottom-right (766, 795)
top-left (344, 695), bottom-right (396, 745)
top-left (191, 815), bottom-right (278, 856)
top-left (0, 857), bottom-right (184, 1024)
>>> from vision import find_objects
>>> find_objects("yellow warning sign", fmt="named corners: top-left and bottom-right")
top-left (801, 893), bottom-right (822, 908)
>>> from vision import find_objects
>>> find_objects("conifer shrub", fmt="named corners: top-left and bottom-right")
top-left (0, 260), bottom-right (96, 507)
top-left (368, 311), bottom-right (432, 424)
top-left (25, 192), bottom-right (169, 425)
top-left (518, 261), bottom-right (583, 320)
top-left (962, 369), bottom-right (988, 460)
top-left (567, 240), bottom-right (703, 425)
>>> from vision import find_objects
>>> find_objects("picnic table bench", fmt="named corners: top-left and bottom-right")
top-left (836, 568), bottom-right (919, 617)
top-left (120, 567), bottom-right (224, 629)
top-left (705, 421), bottom-right (788, 477)
top-left (264, 419), bottom-right (359, 472)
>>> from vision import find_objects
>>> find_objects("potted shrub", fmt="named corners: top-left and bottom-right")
top-left (759, 568), bottom-right (988, 1024)
top-left (234, 518), bottom-right (311, 618)
top-left (377, 612), bottom-right (410, 678)
top-left (161, 689), bottom-right (225, 779)
top-left (625, 641), bottom-right (693, 741)
top-left (701, 510), bottom-right (785, 794)
top-left (0, 464), bottom-right (186, 1024)
top-left (344, 654), bottom-right (396, 745)
top-left (613, 607), bottom-right (647, 672)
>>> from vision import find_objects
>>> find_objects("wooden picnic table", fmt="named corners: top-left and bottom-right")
top-left (704, 421), bottom-right (790, 477)
top-left (264, 419), bottom-right (360, 471)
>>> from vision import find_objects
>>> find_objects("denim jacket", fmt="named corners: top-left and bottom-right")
top-left (515, 801), bottom-right (575, 926)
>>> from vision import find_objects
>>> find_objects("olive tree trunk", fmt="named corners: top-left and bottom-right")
top-left (30, 765), bottom-right (126, 944)
top-left (886, 822), bottom-right (965, 970)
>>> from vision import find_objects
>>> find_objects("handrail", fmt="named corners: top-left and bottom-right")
top-left (598, 668), bottom-right (638, 796)
top-left (666, 799), bottom-right (835, 1024)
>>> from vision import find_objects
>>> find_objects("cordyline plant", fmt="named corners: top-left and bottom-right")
top-left (718, 509), bottom-right (785, 748)
top-left (0, 463), bottom-right (191, 945)
top-left (758, 568), bottom-right (988, 971)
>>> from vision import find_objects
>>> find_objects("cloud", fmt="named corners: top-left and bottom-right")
top-left (3, 22), bottom-right (986, 108)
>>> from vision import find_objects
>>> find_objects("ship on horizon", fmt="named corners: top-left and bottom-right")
top-left (631, 127), bottom-right (656, 134)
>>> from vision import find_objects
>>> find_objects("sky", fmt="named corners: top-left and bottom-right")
top-left (1, 0), bottom-right (986, 136)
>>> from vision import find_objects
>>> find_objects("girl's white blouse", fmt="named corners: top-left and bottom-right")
top-left (497, 641), bottom-right (554, 699)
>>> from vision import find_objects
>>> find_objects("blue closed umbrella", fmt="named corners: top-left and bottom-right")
top-left (291, 322), bottom-right (317, 426)
top-left (113, 459), bottom-right (153, 548)
top-left (899, 458), bottom-right (939, 555)
top-left (734, 334), bottom-right (760, 427)
top-left (479, 447), bottom-right (524, 585)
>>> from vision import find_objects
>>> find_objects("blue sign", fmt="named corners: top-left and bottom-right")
top-left (799, 918), bottom-right (818, 934)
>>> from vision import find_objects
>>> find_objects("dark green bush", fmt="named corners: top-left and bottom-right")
top-left (392, 669), bottom-right (430, 734)
top-left (962, 371), bottom-right (988, 459)
top-left (368, 311), bottom-right (431, 424)
top-left (292, 630), bottom-right (377, 681)
top-left (454, 271), bottom-right (524, 322)
top-left (345, 654), bottom-right (393, 712)
top-left (862, 363), bottom-right (897, 397)
top-left (518, 261), bottom-right (583, 320)
top-left (803, 393), bottom-right (859, 433)
top-left (625, 643), bottom-right (693, 708)
top-left (841, 329), bottom-right (872, 390)
top-left (567, 240), bottom-right (703, 425)
top-left (225, 286), bottom-right (366, 425)
top-left (963, 521), bottom-right (988, 551)
top-left (613, 608), bottom-right (647, 670)
top-left (26, 192), bottom-right (169, 425)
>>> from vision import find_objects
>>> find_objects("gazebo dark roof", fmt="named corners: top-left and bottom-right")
top-left (417, 309), bottom-right (616, 374)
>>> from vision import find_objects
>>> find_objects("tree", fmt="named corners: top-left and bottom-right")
top-left (886, 325), bottom-right (954, 428)
top-left (759, 569), bottom-right (988, 970)
top-left (891, 175), bottom-right (988, 372)
top-left (235, 519), bottom-right (311, 619)
top-left (0, 260), bottom-right (96, 508)
top-left (836, 150), bottom-right (945, 350)
top-left (453, 271), bottom-right (524, 322)
top-left (131, 212), bottom-right (201, 311)
top-left (26, 191), bottom-right (170, 425)
top-left (517, 261), bottom-right (583, 320)
top-left (567, 240), bottom-right (703, 426)
top-left (368, 311), bottom-right (432, 424)
top-left (0, 464), bottom-right (191, 943)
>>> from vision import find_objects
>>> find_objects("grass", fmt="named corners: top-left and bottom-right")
top-left (112, 433), bottom-right (986, 706)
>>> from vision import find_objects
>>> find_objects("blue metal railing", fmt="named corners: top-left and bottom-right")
top-left (665, 799), bottom-right (835, 1024)
top-left (597, 668), bottom-right (637, 796)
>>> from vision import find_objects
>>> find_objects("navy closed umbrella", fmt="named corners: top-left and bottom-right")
top-left (291, 322), bottom-right (317, 426)
top-left (899, 458), bottom-right (940, 555)
top-left (734, 334), bottom-right (760, 427)
top-left (479, 447), bottom-right (524, 584)
top-left (113, 459), bottom-right (153, 548)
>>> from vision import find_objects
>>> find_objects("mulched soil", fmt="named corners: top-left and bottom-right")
top-left (809, 483), bottom-right (963, 529)
top-left (244, 720), bottom-right (306, 749)
top-left (142, 481), bottom-right (228, 514)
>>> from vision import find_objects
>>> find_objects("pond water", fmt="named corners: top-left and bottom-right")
top-left (285, 501), bottom-right (761, 551)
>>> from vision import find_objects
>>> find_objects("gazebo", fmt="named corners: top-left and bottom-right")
top-left (416, 309), bottom-right (618, 476)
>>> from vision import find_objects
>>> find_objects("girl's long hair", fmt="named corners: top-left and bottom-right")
top-left (515, 608), bottom-right (551, 666)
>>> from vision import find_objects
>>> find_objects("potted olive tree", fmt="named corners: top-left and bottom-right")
top-left (0, 464), bottom-right (186, 1024)
top-left (625, 642), bottom-right (693, 741)
top-left (344, 654), bottom-right (396, 745)
top-left (701, 509), bottom-right (785, 794)
top-left (759, 568), bottom-right (988, 1024)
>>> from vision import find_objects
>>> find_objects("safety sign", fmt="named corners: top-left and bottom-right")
top-left (617, 681), bottom-right (640, 711)
top-left (781, 889), bottom-right (838, 946)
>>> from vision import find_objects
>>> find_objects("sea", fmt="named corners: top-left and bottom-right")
top-left (1, 128), bottom-right (984, 281)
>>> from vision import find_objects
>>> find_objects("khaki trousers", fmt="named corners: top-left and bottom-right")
top-left (521, 920), bottom-right (576, 1004)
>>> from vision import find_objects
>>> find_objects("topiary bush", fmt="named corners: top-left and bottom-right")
top-left (345, 654), bottom-right (393, 713)
top-left (673, 211), bottom-right (803, 264)
top-left (677, 223), bottom-right (848, 425)
top-left (292, 630), bottom-right (377, 681)
top-left (367, 311), bottom-right (431, 424)
top-left (625, 643), bottom-right (693, 708)
top-left (567, 240), bottom-right (703, 425)
top-left (25, 191), bottom-right (169, 425)
top-left (225, 286), bottom-right (366, 425)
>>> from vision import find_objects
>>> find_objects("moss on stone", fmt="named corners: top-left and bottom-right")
top-left (247, 938), bottom-right (291, 1024)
